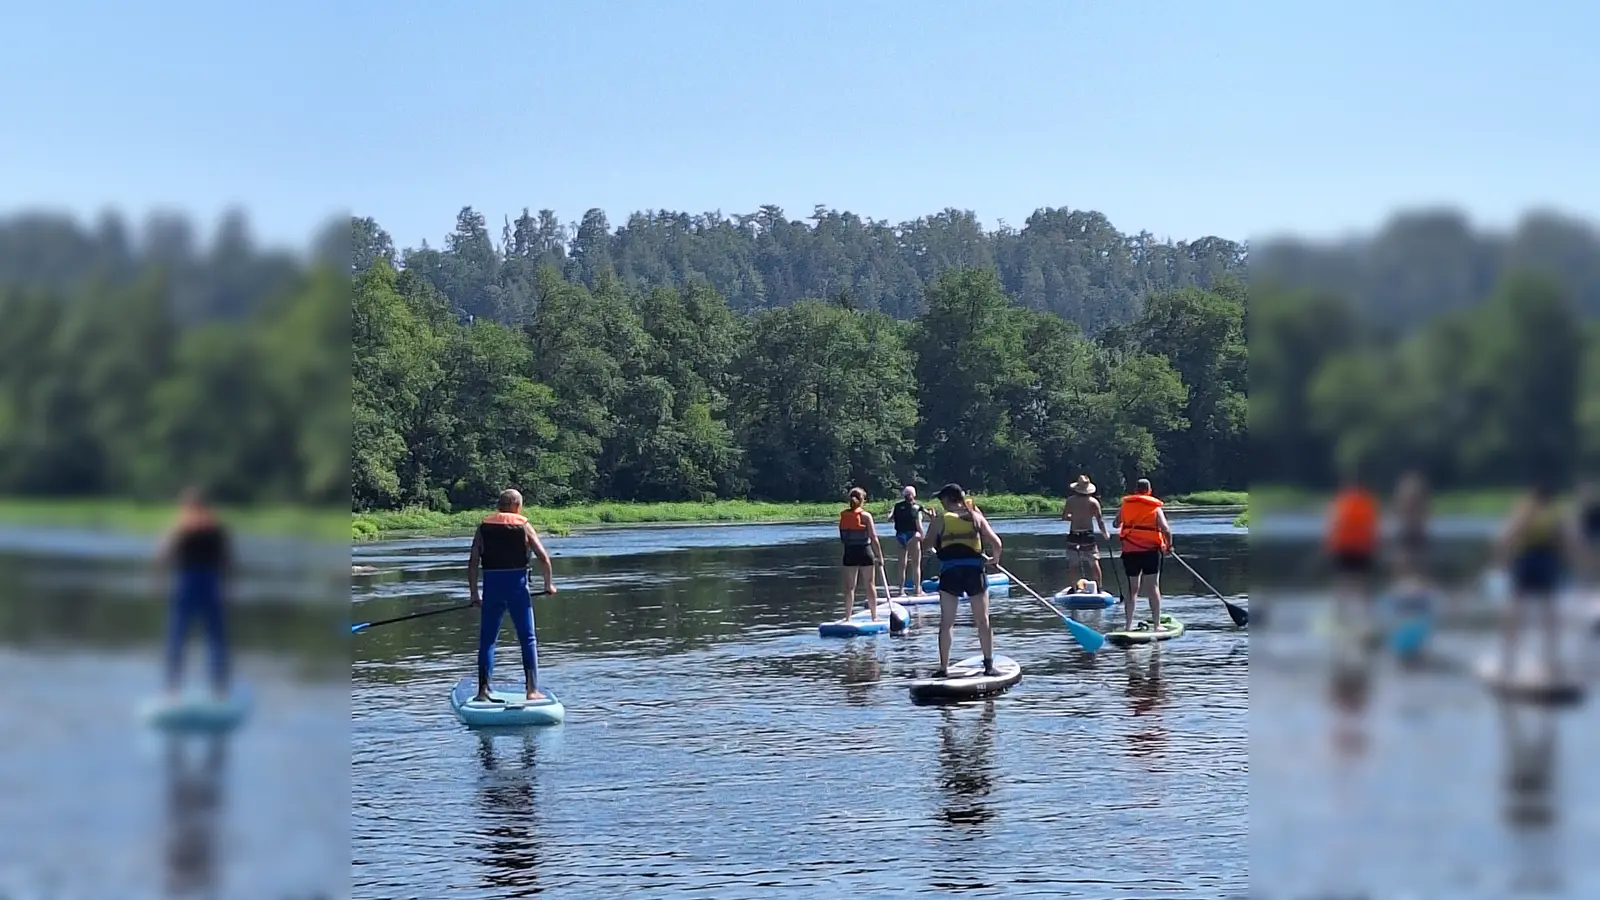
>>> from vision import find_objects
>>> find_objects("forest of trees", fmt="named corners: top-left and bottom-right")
top-left (5, 202), bottom-right (1594, 514)
top-left (0, 210), bottom-right (347, 504)
top-left (352, 204), bottom-right (1248, 511)
top-left (1252, 210), bottom-right (1600, 490)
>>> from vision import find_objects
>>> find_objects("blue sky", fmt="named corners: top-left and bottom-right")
top-left (2, 0), bottom-right (1596, 252)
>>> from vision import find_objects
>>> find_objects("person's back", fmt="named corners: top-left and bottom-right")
top-left (160, 489), bottom-right (231, 696)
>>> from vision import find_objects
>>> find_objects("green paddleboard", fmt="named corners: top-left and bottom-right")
top-left (1105, 614), bottom-right (1185, 647)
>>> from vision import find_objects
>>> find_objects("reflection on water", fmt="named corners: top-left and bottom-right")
top-left (1253, 584), bottom-right (1600, 898)
top-left (475, 733), bottom-right (542, 896)
top-left (1123, 647), bottom-right (1168, 762)
top-left (164, 736), bottom-right (227, 900)
top-left (935, 702), bottom-right (998, 828)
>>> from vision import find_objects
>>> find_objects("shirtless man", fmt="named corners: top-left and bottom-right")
top-left (1061, 474), bottom-right (1109, 588)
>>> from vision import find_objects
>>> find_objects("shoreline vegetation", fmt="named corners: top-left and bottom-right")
top-left (0, 498), bottom-right (349, 542)
top-left (351, 490), bottom-right (1250, 542)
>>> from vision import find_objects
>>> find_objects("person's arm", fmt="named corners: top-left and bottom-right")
top-left (467, 532), bottom-right (482, 606)
top-left (1093, 499), bottom-right (1108, 538)
top-left (1157, 508), bottom-right (1174, 551)
top-left (977, 513), bottom-right (1002, 567)
top-left (1497, 500), bottom-right (1530, 564)
top-left (527, 524), bottom-right (556, 594)
top-left (1061, 501), bottom-right (1071, 522)
top-left (864, 512), bottom-right (885, 554)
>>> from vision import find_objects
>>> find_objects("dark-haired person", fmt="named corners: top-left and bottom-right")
top-left (156, 488), bottom-right (232, 698)
top-left (926, 483), bottom-right (1004, 677)
top-left (839, 487), bottom-right (889, 622)
top-left (1112, 478), bottom-right (1173, 633)
top-left (467, 489), bottom-right (557, 702)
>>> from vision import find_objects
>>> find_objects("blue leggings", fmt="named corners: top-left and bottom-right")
top-left (478, 569), bottom-right (538, 688)
top-left (166, 568), bottom-right (228, 688)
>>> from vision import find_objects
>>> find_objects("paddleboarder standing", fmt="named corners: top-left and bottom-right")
top-left (468, 489), bottom-right (556, 702)
top-left (839, 487), bottom-right (890, 622)
top-left (1113, 479), bottom-right (1174, 633)
top-left (1061, 474), bottom-right (1109, 589)
top-left (927, 483), bottom-right (1004, 678)
top-left (1496, 479), bottom-right (1575, 681)
top-left (156, 487), bottom-right (232, 699)
top-left (1325, 472), bottom-right (1380, 624)
top-left (890, 486), bottom-right (932, 595)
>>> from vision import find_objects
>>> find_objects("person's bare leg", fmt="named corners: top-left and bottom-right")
top-left (897, 543), bottom-right (911, 595)
top-left (1150, 570), bottom-right (1163, 630)
top-left (1500, 599), bottom-right (1520, 678)
top-left (1125, 573), bottom-right (1141, 631)
top-left (937, 591), bottom-right (957, 674)
top-left (1541, 598), bottom-right (1561, 679)
top-left (1089, 552), bottom-right (1103, 587)
top-left (843, 567), bottom-right (858, 619)
top-left (973, 591), bottom-right (994, 668)
top-left (910, 538), bottom-right (923, 592)
top-left (868, 568), bottom-right (880, 621)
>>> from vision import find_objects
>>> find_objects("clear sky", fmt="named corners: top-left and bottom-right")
top-left (2, 0), bottom-right (1596, 252)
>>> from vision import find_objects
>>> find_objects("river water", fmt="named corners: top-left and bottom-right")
top-left (351, 513), bottom-right (1249, 899)
top-left (0, 526), bottom-right (346, 900)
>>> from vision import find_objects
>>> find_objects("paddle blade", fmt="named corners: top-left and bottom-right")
top-left (1225, 600), bottom-right (1249, 627)
top-left (350, 623), bottom-right (369, 633)
top-left (1061, 614), bottom-right (1104, 653)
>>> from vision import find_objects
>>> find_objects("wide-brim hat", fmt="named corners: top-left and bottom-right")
top-left (1071, 476), bottom-right (1097, 495)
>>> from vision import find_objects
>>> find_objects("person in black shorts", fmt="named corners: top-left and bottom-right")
top-left (1060, 474), bottom-right (1108, 589)
top-left (1113, 479), bottom-right (1174, 633)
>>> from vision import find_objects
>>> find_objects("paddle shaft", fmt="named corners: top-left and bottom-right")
top-left (993, 562), bottom-right (1105, 652)
top-left (352, 603), bottom-right (473, 633)
top-left (1170, 551), bottom-right (1248, 626)
top-left (353, 590), bottom-right (552, 633)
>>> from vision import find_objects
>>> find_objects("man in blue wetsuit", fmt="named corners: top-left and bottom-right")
top-left (156, 487), bottom-right (232, 698)
top-left (467, 489), bottom-right (557, 701)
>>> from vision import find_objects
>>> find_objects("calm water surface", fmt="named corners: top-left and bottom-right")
top-left (1250, 518), bottom-right (1600, 900)
top-left (0, 525), bottom-right (346, 900)
top-left (352, 514), bottom-right (1249, 899)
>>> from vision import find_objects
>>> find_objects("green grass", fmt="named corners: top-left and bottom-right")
top-left (0, 497), bottom-right (349, 542)
top-left (1248, 485), bottom-right (1521, 515)
top-left (352, 490), bottom-right (1250, 542)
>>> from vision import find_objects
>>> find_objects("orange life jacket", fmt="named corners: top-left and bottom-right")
top-left (839, 507), bottom-right (871, 546)
top-left (1118, 493), bottom-right (1167, 551)
top-left (1326, 488), bottom-right (1379, 554)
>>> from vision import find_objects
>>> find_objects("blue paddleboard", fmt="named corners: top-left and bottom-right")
top-left (819, 601), bottom-right (910, 637)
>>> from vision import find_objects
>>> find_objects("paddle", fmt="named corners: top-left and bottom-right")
top-left (351, 603), bottom-right (473, 633)
top-left (994, 563), bottom-right (1105, 653)
top-left (1169, 551), bottom-right (1248, 627)
top-left (352, 590), bottom-right (552, 633)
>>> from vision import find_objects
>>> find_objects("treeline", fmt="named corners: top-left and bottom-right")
top-left (1251, 210), bottom-right (1600, 490)
top-left (356, 204), bottom-right (1247, 332)
top-left (0, 211), bottom-right (348, 504)
top-left (353, 241), bottom-right (1247, 510)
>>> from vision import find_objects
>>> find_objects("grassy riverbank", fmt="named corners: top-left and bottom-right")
top-left (351, 490), bottom-right (1249, 542)
top-left (0, 497), bottom-right (349, 542)
top-left (1249, 485), bottom-right (1522, 515)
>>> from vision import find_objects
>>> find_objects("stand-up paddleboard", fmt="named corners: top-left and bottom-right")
top-left (886, 591), bottom-right (961, 608)
top-left (1383, 591), bottom-right (1436, 658)
top-left (908, 654), bottom-right (1022, 702)
top-left (1052, 588), bottom-right (1117, 610)
top-left (920, 573), bottom-right (1010, 595)
top-left (450, 677), bottom-right (566, 727)
top-left (1476, 658), bottom-right (1586, 706)
top-left (1105, 614), bottom-right (1185, 647)
top-left (818, 600), bottom-right (910, 637)
top-left (139, 686), bottom-right (252, 733)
